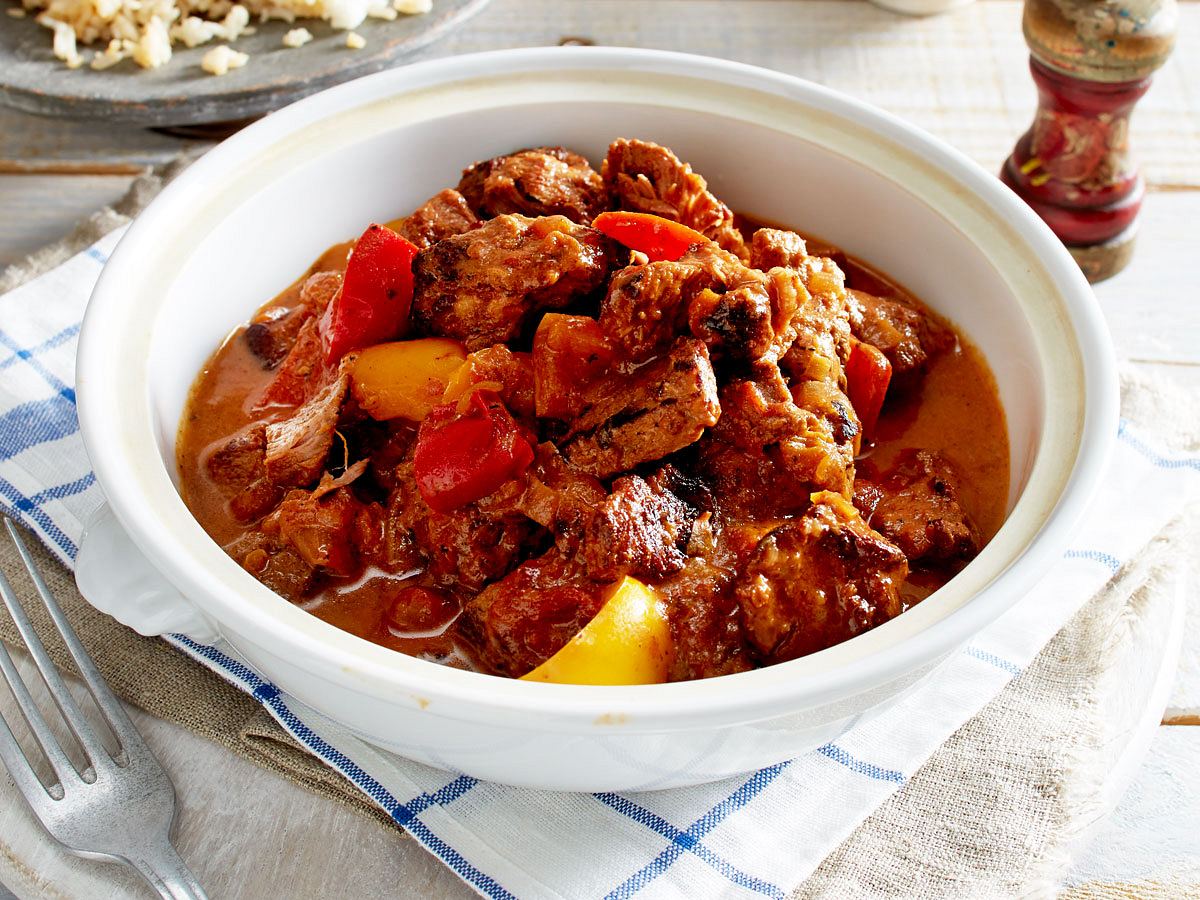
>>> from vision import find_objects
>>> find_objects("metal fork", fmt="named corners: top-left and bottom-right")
top-left (0, 518), bottom-right (206, 899)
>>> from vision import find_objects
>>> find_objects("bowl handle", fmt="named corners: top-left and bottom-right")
top-left (75, 504), bottom-right (220, 644)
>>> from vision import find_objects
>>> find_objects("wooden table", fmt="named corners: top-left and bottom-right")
top-left (1, 1), bottom-right (1197, 896)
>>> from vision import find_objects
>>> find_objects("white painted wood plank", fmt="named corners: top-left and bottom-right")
top-left (0, 175), bottom-right (134, 267)
top-left (1066, 726), bottom-right (1200, 889)
top-left (1093, 191), bottom-right (1200, 366)
top-left (2, 0), bottom-right (1198, 185)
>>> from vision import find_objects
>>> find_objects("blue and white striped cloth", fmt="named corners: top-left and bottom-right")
top-left (3, 229), bottom-right (1198, 899)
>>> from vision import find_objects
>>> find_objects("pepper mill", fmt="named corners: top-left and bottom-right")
top-left (1001, 0), bottom-right (1177, 282)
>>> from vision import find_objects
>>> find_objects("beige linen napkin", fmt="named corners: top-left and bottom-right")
top-left (0, 162), bottom-right (1195, 895)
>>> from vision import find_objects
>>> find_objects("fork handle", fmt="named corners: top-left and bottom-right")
top-left (129, 838), bottom-right (208, 900)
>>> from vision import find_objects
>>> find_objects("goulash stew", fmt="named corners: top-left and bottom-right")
top-left (177, 139), bottom-right (1009, 684)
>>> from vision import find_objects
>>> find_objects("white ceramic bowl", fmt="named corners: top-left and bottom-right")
top-left (75, 47), bottom-right (1117, 792)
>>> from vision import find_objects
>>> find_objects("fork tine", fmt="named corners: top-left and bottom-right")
top-left (3, 518), bottom-right (148, 756)
top-left (0, 623), bottom-right (79, 789)
top-left (0, 707), bottom-right (55, 811)
top-left (0, 520), bottom-right (124, 771)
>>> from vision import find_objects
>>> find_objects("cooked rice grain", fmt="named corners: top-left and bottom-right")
top-left (12, 0), bottom-right (431, 73)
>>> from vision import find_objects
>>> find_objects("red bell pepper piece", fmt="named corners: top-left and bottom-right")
top-left (413, 391), bottom-right (535, 513)
top-left (320, 223), bottom-right (419, 364)
top-left (845, 340), bottom-right (892, 439)
top-left (591, 211), bottom-right (710, 262)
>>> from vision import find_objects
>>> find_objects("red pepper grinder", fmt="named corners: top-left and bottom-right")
top-left (1002, 0), bottom-right (1177, 282)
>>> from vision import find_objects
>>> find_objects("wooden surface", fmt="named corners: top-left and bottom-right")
top-left (0, 0), bottom-right (1197, 896)
top-left (0, 0), bottom-right (493, 126)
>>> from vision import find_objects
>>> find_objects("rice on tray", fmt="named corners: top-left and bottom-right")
top-left (10, 0), bottom-right (432, 73)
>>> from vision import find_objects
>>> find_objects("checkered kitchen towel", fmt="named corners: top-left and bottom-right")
top-left (2, 229), bottom-right (1199, 899)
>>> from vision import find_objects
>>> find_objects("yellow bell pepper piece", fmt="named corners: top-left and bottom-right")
top-left (521, 577), bottom-right (672, 685)
top-left (348, 338), bottom-right (467, 422)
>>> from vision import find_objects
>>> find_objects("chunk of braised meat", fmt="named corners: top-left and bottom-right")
top-left (256, 461), bottom-right (371, 576)
top-left (266, 485), bottom-right (362, 577)
top-left (563, 337), bottom-right (720, 479)
top-left (458, 147), bottom-right (607, 225)
top-left (225, 531), bottom-right (315, 603)
top-left (457, 551), bottom-right (607, 677)
top-left (749, 228), bottom-right (808, 271)
top-left (393, 189), bottom-right (480, 250)
top-left (203, 424), bottom-right (281, 522)
top-left (263, 370), bottom-right (348, 488)
top-left (246, 308), bottom-right (306, 370)
top-left (697, 257), bottom-right (858, 514)
top-left (598, 244), bottom-right (738, 359)
top-left (245, 271), bottom-right (342, 369)
top-left (656, 516), bottom-right (753, 681)
top-left (255, 317), bottom-right (328, 410)
top-left (599, 242), bottom-right (804, 364)
top-left (735, 493), bottom-right (908, 663)
top-left (780, 255), bottom-right (854, 385)
top-left (603, 138), bottom-right (747, 258)
top-left (206, 424), bottom-right (266, 490)
top-left (847, 289), bottom-right (955, 391)
top-left (354, 498), bottom-right (425, 574)
top-left (362, 423), bottom-right (418, 495)
top-left (443, 344), bottom-right (536, 420)
top-left (699, 360), bottom-right (855, 516)
top-left (582, 474), bottom-right (696, 582)
top-left (412, 214), bottom-right (622, 351)
top-left (687, 266), bottom-right (807, 365)
top-left (855, 450), bottom-right (979, 566)
top-left (389, 460), bottom-right (544, 592)
top-left (499, 443), bottom-right (606, 547)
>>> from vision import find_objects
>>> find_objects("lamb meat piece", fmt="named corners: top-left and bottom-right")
top-left (780, 255), bottom-right (854, 385)
top-left (205, 424), bottom-right (267, 492)
top-left (749, 228), bottom-right (808, 271)
top-left (656, 516), bottom-right (753, 681)
top-left (456, 550), bottom-right (607, 677)
top-left (582, 474), bottom-right (695, 582)
top-left (225, 531), bottom-right (315, 603)
top-left (203, 424), bottom-right (282, 522)
top-left (734, 492), bottom-right (908, 663)
top-left (361, 423), bottom-right (418, 495)
top-left (597, 247), bottom-right (732, 360)
top-left (228, 480), bottom-right (284, 523)
top-left (244, 271), bottom-right (342, 369)
top-left (688, 265), bottom-right (807, 365)
top-left (265, 483), bottom-right (363, 577)
top-left (699, 360), bottom-right (856, 515)
top-left (847, 289), bottom-right (955, 391)
top-left (599, 242), bottom-right (800, 364)
top-left (298, 269), bottom-right (343, 315)
top-left (357, 503), bottom-right (425, 574)
top-left (458, 147), bottom-right (607, 225)
top-left (255, 317), bottom-right (328, 410)
top-left (603, 138), bottom-right (747, 258)
top-left (393, 189), bottom-right (480, 250)
top-left (563, 337), bottom-right (721, 479)
top-left (245, 308), bottom-right (306, 369)
top-left (445, 344), bottom-right (537, 420)
top-left (500, 443), bottom-right (606, 546)
top-left (412, 214), bottom-right (622, 351)
top-left (389, 461), bottom-right (545, 592)
top-left (855, 450), bottom-right (980, 565)
top-left (264, 370), bottom-right (349, 488)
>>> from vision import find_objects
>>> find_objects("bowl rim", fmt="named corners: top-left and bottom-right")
top-left (77, 45), bottom-right (1118, 730)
